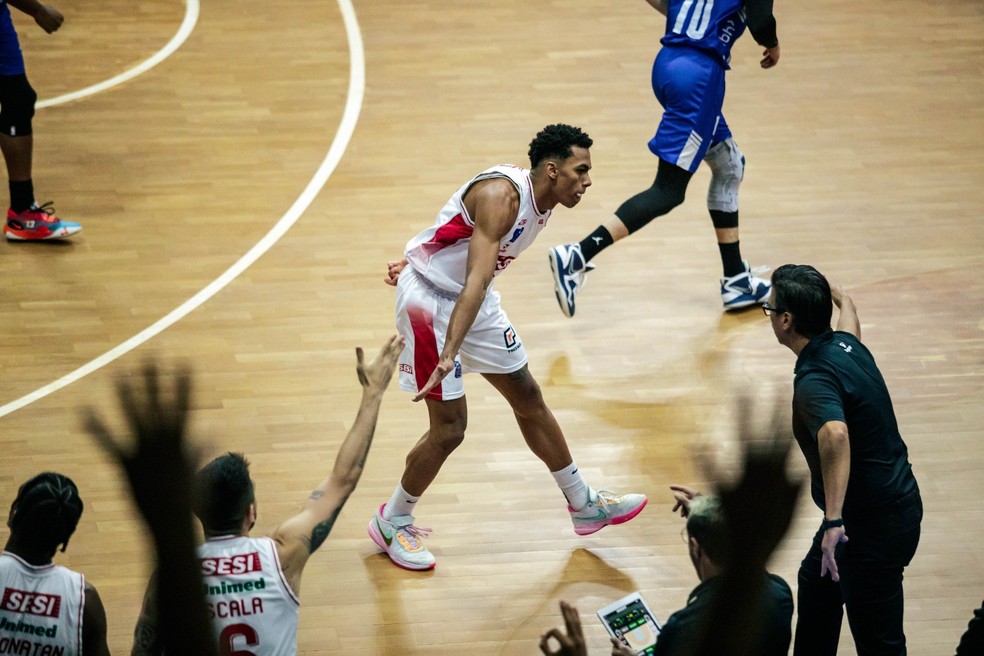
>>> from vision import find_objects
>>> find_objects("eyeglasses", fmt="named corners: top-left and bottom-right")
top-left (761, 303), bottom-right (785, 317)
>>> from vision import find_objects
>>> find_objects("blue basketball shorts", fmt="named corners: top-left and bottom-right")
top-left (648, 46), bottom-right (732, 173)
top-left (0, 8), bottom-right (25, 76)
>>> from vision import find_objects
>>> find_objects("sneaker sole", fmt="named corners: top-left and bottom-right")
top-left (4, 226), bottom-right (82, 241)
top-left (548, 250), bottom-right (575, 318)
top-left (574, 497), bottom-right (648, 536)
top-left (367, 518), bottom-right (436, 571)
top-left (723, 294), bottom-right (769, 311)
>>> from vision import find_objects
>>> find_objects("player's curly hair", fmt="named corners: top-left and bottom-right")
top-left (192, 452), bottom-right (255, 535)
top-left (528, 124), bottom-right (593, 169)
top-left (9, 472), bottom-right (84, 554)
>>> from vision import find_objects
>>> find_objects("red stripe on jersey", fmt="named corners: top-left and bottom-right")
top-left (419, 212), bottom-right (473, 257)
top-left (407, 304), bottom-right (443, 401)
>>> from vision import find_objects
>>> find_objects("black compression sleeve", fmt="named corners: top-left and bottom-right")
top-left (745, 0), bottom-right (778, 48)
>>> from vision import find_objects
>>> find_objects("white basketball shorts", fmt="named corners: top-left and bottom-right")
top-left (396, 267), bottom-right (528, 401)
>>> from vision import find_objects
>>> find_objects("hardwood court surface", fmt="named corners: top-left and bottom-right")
top-left (1, 0), bottom-right (982, 653)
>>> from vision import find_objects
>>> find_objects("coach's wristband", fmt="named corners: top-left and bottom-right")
top-left (822, 517), bottom-right (844, 531)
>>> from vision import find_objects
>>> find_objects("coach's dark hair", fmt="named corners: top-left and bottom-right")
top-left (192, 453), bottom-right (255, 535)
top-left (771, 264), bottom-right (833, 339)
top-left (528, 124), bottom-right (593, 169)
top-left (9, 473), bottom-right (84, 554)
top-left (686, 495), bottom-right (731, 565)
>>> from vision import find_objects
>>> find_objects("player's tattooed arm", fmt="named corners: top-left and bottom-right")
top-left (131, 573), bottom-right (164, 656)
top-left (304, 500), bottom-right (347, 554)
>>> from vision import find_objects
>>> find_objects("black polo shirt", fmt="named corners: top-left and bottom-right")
top-left (792, 330), bottom-right (918, 519)
top-left (653, 573), bottom-right (792, 656)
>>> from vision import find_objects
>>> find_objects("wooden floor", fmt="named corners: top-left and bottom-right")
top-left (2, 0), bottom-right (982, 653)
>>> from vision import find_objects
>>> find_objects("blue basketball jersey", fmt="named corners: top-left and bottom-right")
top-left (0, 0), bottom-right (26, 76)
top-left (660, 0), bottom-right (748, 68)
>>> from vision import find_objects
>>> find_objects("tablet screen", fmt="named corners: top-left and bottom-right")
top-left (600, 597), bottom-right (660, 655)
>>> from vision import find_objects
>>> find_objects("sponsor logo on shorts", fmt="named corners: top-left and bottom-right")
top-left (503, 326), bottom-right (517, 348)
top-left (454, 360), bottom-right (462, 378)
top-left (503, 326), bottom-right (522, 353)
top-left (399, 363), bottom-right (413, 374)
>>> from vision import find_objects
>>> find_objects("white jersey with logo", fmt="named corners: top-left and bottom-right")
top-left (198, 536), bottom-right (299, 656)
top-left (0, 551), bottom-right (84, 656)
top-left (404, 164), bottom-right (551, 293)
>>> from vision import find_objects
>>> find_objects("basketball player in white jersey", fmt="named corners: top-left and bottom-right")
top-left (124, 336), bottom-right (404, 655)
top-left (370, 124), bottom-right (648, 571)
top-left (1, 473), bottom-right (110, 655)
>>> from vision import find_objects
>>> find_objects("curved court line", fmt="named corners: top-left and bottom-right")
top-left (1, 0), bottom-right (365, 418)
top-left (37, 0), bottom-right (200, 109)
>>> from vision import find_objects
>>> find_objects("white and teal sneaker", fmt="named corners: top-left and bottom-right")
top-left (368, 504), bottom-right (435, 571)
top-left (569, 490), bottom-right (648, 536)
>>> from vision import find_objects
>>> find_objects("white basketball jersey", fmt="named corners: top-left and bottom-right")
top-left (198, 536), bottom-right (300, 656)
top-left (0, 551), bottom-right (84, 655)
top-left (404, 164), bottom-right (551, 293)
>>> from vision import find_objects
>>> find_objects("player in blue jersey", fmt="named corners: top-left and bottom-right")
top-left (0, 0), bottom-right (80, 241)
top-left (549, 0), bottom-right (780, 316)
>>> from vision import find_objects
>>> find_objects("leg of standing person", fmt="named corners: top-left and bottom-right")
top-left (794, 527), bottom-right (847, 656)
top-left (0, 2), bottom-right (80, 241)
top-left (703, 116), bottom-right (770, 309)
top-left (482, 366), bottom-right (647, 535)
top-left (838, 501), bottom-right (921, 656)
top-left (369, 396), bottom-right (466, 571)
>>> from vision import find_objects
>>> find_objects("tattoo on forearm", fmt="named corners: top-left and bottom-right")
top-left (307, 503), bottom-right (346, 553)
top-left (309, 490), bottom-right (325, 501)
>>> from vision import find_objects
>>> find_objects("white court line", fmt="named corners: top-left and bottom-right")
top-left (0, 0), bottom-right (365, 418)
top-left (37, 0), bottom-right (200, 109)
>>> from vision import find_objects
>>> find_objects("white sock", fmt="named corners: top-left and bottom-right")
top-left (551, 461), bottom-right (592, 511)
top-left (383, 482), bottom-right (420, 519)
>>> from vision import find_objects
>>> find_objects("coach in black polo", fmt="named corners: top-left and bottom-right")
top-left (765, 264), bottom-right (922, 656)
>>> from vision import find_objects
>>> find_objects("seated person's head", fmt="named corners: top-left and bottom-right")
top-left (192, 453), bottom-right (255, 536)
top-left (685, 495), bottom-right (731, 580)
top-left (7, 473), bottom-right (84, 557)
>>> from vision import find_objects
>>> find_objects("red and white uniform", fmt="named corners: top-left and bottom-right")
top-left (198, 536), bottom-right (299, 656)
top-left (0, 551), bottom-right (84, 655)
top-left (405, 164), bottom-right (551, 293)
top-left (398, 165), bottom-right (550, 400)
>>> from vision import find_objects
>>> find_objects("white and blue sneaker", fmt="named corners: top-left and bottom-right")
top-left (721, 261), bottom-right (771, 311)
top-left (549, 242), bottom-right (595, 318)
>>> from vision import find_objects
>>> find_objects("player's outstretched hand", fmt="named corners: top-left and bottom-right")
top-left (716, 396), bottom-right (802, 571)
top-left (384, 259), bottom-right (408, 286)
top-left (357, 335), bottom-right (404, 394)
top-left (82, 362), bottom-right (196, 532)
top-left (540, 601), bottom-right (587, 656)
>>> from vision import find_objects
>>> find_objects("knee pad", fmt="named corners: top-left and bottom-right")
top-left (704, 137), bottom-right (744, 213)
top-left (0, 75), bottom-right (37, 137)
